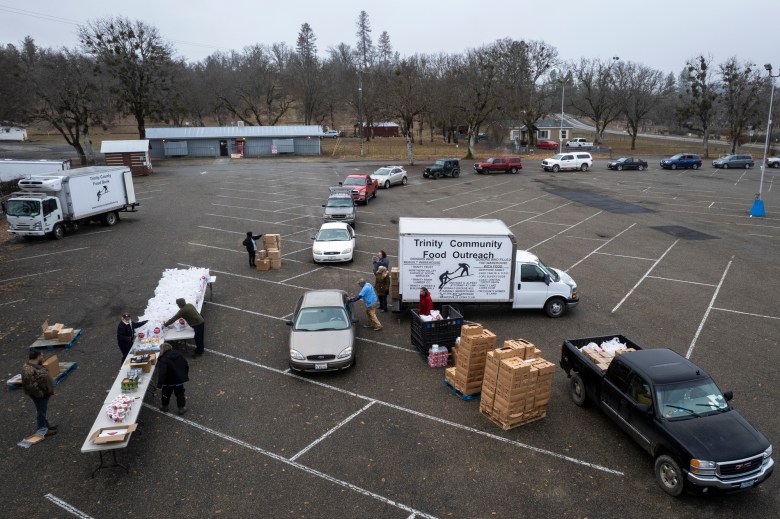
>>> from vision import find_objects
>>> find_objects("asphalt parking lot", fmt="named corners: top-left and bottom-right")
top-left (1, 155), bottom-right (779, 518)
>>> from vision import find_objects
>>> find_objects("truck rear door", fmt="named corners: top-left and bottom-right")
top-left (512, 263), bottom-right (548, 309)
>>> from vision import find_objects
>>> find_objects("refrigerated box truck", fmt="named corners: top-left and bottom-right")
top-left (5, 166), bottom-right (139, 239)
top-left (393, 218), bottom-right (579, 317)
top-left (0, 158), bottom-right (71, 182)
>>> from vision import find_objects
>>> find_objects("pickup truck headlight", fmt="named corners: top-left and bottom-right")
top-left (764, 445), bottom-right (773, 461)
top-left (690, 459), bottom-right (717, 476)
top-left (336, 345), bottom-right (353, 359)
top-left (290, 349), bottom-right (305, 361)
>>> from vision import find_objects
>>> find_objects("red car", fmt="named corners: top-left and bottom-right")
top-left (342, 174), bottom-right (378, 205)
top-left (535, 140), bottom-right (559, 150)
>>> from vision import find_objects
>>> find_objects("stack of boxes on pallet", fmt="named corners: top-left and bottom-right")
top-left (390, 267), bottom-right (400, 300)
top-left (42, 320), bottom-right (75, 342)
top-left (256, 234), bottom-right (282, 271)
top-left (479, 338), bottom-right (555, 430)
top-left (444, 324), bottom-right (496, 397)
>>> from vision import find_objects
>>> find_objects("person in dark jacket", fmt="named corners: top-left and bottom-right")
top-left (22, 350), bottom-right (56, 435)
top-left (117, 313), bottom-right (148, 364)
top-left (156, 342), bottom-right (189, 415)
top-left (419, 287), bottom-right (434, 316)
top-left (374, 265), bottom-right (390, 312)
top-left (372, 250), bottom-right (390, 275)
top-left (242, 232), bottom-right (263, 267)
top-left (164, 298), bottom-right (205, 358)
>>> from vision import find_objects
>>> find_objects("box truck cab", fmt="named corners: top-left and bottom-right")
top-left (394, 218), bottom-right (578, 317)
top-left (6, 166), bottom-right (139, 240)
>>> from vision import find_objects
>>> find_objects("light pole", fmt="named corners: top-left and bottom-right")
top-left (358, 70), bottom-right (364, 158)
top-left (751, 63), bottom-right (779, 217)
top-left (559, 80), bottom-right (565, 154)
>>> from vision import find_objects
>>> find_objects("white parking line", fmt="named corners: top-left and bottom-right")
top-left (142, 403), bottom-right (438, 519)
top-left (2, 247), bottom-right (88, 263)
top-left (566, 224), bottom-right (637, 271)
top-left (646, 275), bottom-right (718, 287)
top-left (188, 242), bottom-right (242, 254)
top-left (290, 401), bottom-right (376, 461)
top-left (734, 170), bottom-right (748, 186)
top-left (685, 258), bottom-right (733, 359)
top-left (0, 269), bottom-right (62, 284)
top-left (44, 493), bottom-right (95, 519)
top-left (712, 307), bottom-right (780, 320)
top-left (281, 267), bottom-right (326, 282)
top-left (507, 202), bottom-right (573, 229)
top-left (528, 211), bottom-right (602, 251)
top-left (204, 301), bottom-right (288, 321)
top-left (203, 349), bottom-right (623, 475)
top-left (0, 298), bottom-right (25, 305)
top-left (355, 336), bottom-right (418, 353)
top-left (611, 240), bottom-right (679, 313)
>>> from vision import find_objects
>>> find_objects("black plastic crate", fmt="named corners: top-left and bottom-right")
top-left (410, 305), bottom-right (463, 354)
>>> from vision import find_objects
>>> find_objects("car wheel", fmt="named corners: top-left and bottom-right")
top-left (544, 297), bottom-right (565, 318)
top-left (693, 163), bottom-right (700, 170)
top-left (510, 167), bottom-right (518, 174)
top-left (384, 180), bottom-right (390, 189)
top-left (401, 176), bottom-right (408, 185)
top-left (552, 165), bottom-right (560, 173)
top-left (52, 224), bottom-right (65, 240)
top-left (637, 165), bottom-right (645, 171)
top-left (772, 162), bottom-right (780, 169)
top-left (570, 373), bottom-right (587, 407)
top-left (723, 163), bottom-right (729, 169)
top-left (580, 163), bottom-right (589, 172)
top-left (617, 165), bottom-right (623, 171)
top-left (671, 164), bottom-right (677, 170)
top-left (745, 164), bottom-right (751, 169)
top-left (655, 455), bottom-right (685, 497)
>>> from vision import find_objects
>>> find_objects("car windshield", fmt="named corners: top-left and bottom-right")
top-left (326, 198), bottom-right (352, 208)
top-left (536, 259), bottom-right (560, 282)
top-left (294, 306), bottom-right (350, 331)
top-left (616, 158), bottom-right (628, 163)
top-left (656, 378), bottom-right (730, 421)
top-left (434, 160), bottom-right (446, 166)
top-left (373, 168), bottom-right (392, 176)
top-left (6, 199), bottom-right (41, 217)
top-left (315, 229), bottom-right (350, 241)
top-left (485, 158), bottom-right (496, 163)
top-left (343, 178), bottom-right (363, 186)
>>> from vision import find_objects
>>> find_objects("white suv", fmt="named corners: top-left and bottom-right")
top-left (541, 152), bottom-right (593, 172)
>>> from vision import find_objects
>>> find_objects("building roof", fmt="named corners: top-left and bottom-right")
top-left (146, 125), bottom-right (323, 140)
top-left (519, 116), bottom-right (576, 131)
top-left (100, 140), bottom-right (149, 153)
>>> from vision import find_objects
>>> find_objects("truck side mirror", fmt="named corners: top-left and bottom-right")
top-left (723, 390), bottom-right (733, 401)
top-left (322, 204), bottom-right (326, 207)
top-left (285, 320), bottom-right (293, 326)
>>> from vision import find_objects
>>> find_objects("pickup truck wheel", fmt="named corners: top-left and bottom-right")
top-left (580, 164), bottom-right (589, 172)
top-left (655, 455), bottom-right (685, 497)
top-left (52, 224), bottom-right (65, 240)
top-left (570, 373), bottom-right (587, 407)
top-left (552, 165), bottom-right (560, 173)
top-left (103, 211), bottom-right (118, 226)
top-left (510, 167), bottom-right (518, 174)
top-left (637, 165), bottom-right (645, 171)
top-left (544, 297), bottom-right (565, 318)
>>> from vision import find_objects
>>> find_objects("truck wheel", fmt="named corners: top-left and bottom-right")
top-left (637, 165), bottom-right (645, 171)
top-left (552, 165), bottom-right (560, 173)
top-left (52, 224), bottom-right (65, 240)
top-left (580, 163), bottom-right (589, 172)
top-left (654, 455), bottom-right (685, 497)
top-left (103, 211), bottom-right (118, 226)
top-left (510, 167), bottom-right (518, 174)
top-left (452, 169), bottom-right (460, 178)
top-left (544, 297), bottom-right (566, 318)
top-left (570, 373), bottom-right (587, 407)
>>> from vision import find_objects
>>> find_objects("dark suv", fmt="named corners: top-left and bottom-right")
top-left (660, 153), bottom-right (702, 170)
top-left (423, 158), bottom-right (460, 179)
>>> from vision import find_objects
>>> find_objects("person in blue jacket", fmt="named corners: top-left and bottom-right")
top-left (348, 278), bottom-right (382, 331)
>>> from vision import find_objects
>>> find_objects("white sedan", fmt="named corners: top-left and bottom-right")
top-left (312, 222), bottom-right (355, 263)
top-left (370, 166), bottom-right (407, 189)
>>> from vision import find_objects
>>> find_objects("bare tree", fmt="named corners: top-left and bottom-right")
top-left (78, 17), bottom-right (174, 138)
top-left (382, 56), bottom-right (429, 164)
top-left (570, 57), bottom-right (621, 145)
top-left (719, 57), bottom-right (764, 154)
top-left (615, 61), bottom-right (672, 149)
top-left (675, 55), bottom-right (719, 158)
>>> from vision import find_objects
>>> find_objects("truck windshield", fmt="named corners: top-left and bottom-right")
top-left (656, 379), bottom-right (729, 420)
top-left (536, 259), bottom-right (560, 282)
top-left (6, 199), bottom-right (41, 217)
top-left (326, 198), bottom-right (353, 208)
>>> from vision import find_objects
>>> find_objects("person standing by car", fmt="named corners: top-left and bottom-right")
top-left (22, 350), bottom-right (56, 436)
top-left (117, 313), bottom-right (148, 365)
top-left (349, 279), bottom-right (382, 331)
top-left (374, 266), bottom-right (390, 312)
top-left (156, 343), bottom-right (189, 415)
top-left (372, 250), bottom-right (390, 275)
top-left (242, 231), bottom-right (263, 267)
top-left (164, 298), bottom-right (205, 358)
top-left (419, 287), bottom-right (434, 316)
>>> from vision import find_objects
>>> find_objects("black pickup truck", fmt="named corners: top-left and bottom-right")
top-left (559, 335), bottom-right (774, 496)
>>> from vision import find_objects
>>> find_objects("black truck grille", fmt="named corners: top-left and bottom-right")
top-left (718, 455), bottom-right (764, 478)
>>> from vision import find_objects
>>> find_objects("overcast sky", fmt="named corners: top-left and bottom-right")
top-left (2, 0), bottom-right (779, 76)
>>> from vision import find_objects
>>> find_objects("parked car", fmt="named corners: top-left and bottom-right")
top-left (473, 156), bottom-right (523, 174)
top-left (607, 157), bottom-right (649, 171)
top-left (660, 153), bottom-right (702, 170)
top-left (535, 139), bottom-right (559, 150)
top-left (322, 130), bottom-right (340, 138)
top-left (370, 166), bottom-right (408, 188)
top-left (423, 158), bottom-right (461, 179)
top-left (341, 174), bottom-right (378, 204)
top-left (312, 222), bottom-right (355, 263)
top-left (541, 152), bottom-right (593, 172)
top-left (566, 138), bottom-right (593, 149)
top-left (712, 154), bottom-right (754, 169)
top-left (322, 187), bottom-right (357, 228)
top-left (286, 289), bottom-right (355, 372)
top-left (768, 157), bottom-right (780, 168)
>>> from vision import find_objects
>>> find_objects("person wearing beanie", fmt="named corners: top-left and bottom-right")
top-left (164, 298), bottom-right (205, 358)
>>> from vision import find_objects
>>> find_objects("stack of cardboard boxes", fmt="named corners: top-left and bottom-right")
top-left (444, 324), bottom-right (496, 397)
top-left (390, 267), bottom-right (400, 300)
top-left (42, 320), bottom-right (75, 342)
top-left (256, 234), bottom-right (282, 271)
top-left (479, 339), bottom-right (555, 430)
top-left (581, 345), bottom-right (636, 372)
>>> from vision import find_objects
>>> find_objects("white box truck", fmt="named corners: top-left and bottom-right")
top-left (5, 166), bottom-right (139, 240)
top-left (394, 218), bottom-right (579, 317)
top-left (0, 158), bottom-right (71, 182)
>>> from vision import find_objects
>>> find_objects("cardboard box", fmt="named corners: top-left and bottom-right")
top-left (256, 259), bottom-right (271, 271)
top-left (270, 259), bottom-right (282, 270)
top-left (42, 321), bottom-right (64, 339)
top-left (57, 327), bottom-right (74, 342)
top-left (460, 323), bottom-right (483, 337)
top-left (256, 249), bottom-right (268, 260)
top-left (43, 355), bottom-right (59, 378)
top-left (90, 423), bottom-right (138, 444)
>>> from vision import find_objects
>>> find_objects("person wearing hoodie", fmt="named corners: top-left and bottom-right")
top-left (242, 231), bottom-right (263, 267)
top-left (156, 342), bottom-right (190, 415)
top-left (164, 298), bottom-right (205, 358)
top-left (374, 265), bottom-right (390, 312)
top-left (419, 287), bottom-right (434, 316)
top-left (22, 350), bottom-right (56, 436)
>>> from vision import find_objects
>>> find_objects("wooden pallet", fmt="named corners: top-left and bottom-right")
top-left (29, 329), bottom-right (83, 351)
top-left (6, 362), bottom-right (78, 389)
top-left (481, 409), bottom-right (546, 431)
top-left (442, 379), bottom-right (481, 401)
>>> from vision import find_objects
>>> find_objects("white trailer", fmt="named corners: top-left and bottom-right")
top-left (0, 158), bottom-right (71, 182)
top-left (5, 166), bottom-right (139, 240)
top-left (394, 218), bottom-right (579, 317)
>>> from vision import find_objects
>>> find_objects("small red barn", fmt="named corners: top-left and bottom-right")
top-left (100, 140), bottom-right (152, 176)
